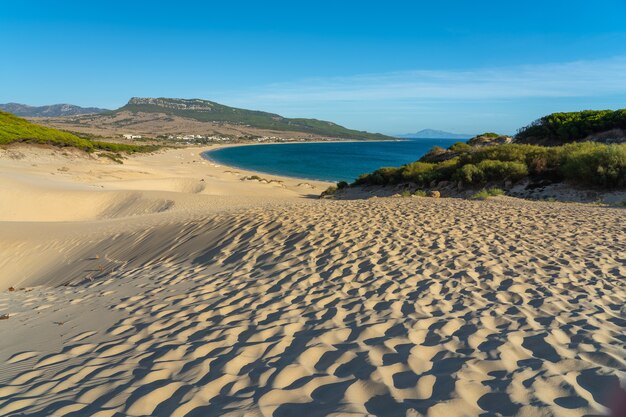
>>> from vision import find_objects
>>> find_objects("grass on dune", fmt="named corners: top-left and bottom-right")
top-left (0, 110), bottom-right (159, 154)
top-left (471, 188), bottom-right (505, 200)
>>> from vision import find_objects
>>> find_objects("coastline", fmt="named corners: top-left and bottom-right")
top-left (202, 138), bottom-right (457, 183)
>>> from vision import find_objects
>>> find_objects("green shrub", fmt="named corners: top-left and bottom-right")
top-left (478, 132), bottom-right (501, 138)
top-left (336, 181), bottom-right (349, 189)
top-left (321, 185), bottom-right (338, 197)
top-left (558, 142), bottom-right (626, 187)
top-left (477, 159), bottom-right (528, 182)
top-left (426, 145), bottom-right (447, 155)
top-left (413, 190), bottom-right (427, 197)
top-left (401, 162), bottom-right (436, 183)
top-left (471, 188), bottom-right (505, 200)
top-left (449, 142), bottom-right (472, 152)
top-left (400, 190), bottom-right (412, 197)
top-left (457, 163), bottom-right (483, 184)
top-left (91, 141), bottom-right (160, 154)
top-left (355, 166), bottom-right (401, 185)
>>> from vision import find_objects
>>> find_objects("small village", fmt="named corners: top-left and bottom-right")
top-left (122, 133), bottom-right (320, 144)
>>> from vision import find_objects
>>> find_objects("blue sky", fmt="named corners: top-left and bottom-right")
top-left (2, 0), bottom-right (626, 135)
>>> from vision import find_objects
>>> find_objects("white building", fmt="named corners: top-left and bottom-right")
top-left (123, 134), bottom-right (142, 140)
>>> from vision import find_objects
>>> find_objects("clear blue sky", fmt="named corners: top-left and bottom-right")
top-left (2, 0), bottom-right (626, 134)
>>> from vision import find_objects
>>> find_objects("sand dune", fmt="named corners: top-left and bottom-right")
top-left (0, 145), bottom-right (625, 416)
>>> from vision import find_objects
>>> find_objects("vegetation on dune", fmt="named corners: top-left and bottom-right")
top-left (515, 109), bottom-right (626, 145)
top-left (0, 110), bottom-right (94, 149)
top-left (0, 111), bottom-right (160, 154)
top-left (477, 132), bottom-right (501, 139)
top-left (353, 142), bottom-right (626, 189)
top-left (471, 188), bottom-right (505, 200)
top-left (90, 140), bottom-right (160, 154)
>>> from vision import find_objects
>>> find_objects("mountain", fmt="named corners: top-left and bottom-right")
top-left (114, 97), bottom-right (392, 140)
top-left (396, 129), bottom-right (473, 140)
top-left (0, 103), bottom-right (108, 117)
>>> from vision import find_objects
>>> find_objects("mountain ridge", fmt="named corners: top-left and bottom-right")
top-left (0, 103), bottom-right (108, 117)
top-left (115, 97), bottom-right (392, 140)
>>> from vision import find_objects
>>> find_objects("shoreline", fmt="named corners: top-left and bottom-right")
top-left (201, 138), bottom-right (454, 184)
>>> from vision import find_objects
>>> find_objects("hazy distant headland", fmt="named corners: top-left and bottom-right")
top-left (395, 129), bottom-right (474, 140)
top-left (0, 103), bottom-right (109, 117)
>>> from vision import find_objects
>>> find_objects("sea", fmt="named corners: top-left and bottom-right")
top-left (202, 138), bottom-right (462, 183)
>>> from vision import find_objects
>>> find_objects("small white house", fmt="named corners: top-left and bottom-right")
top-left (123, 134), bottom-right (142, 140)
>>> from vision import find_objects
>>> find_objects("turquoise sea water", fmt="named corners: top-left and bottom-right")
top-left (202, 139), bottom-right (461, 182)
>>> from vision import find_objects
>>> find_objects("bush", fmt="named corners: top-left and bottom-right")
top-left (558, 142), bottom-right (626, 187)
top-left (449, 142), bottom-right (472, 152)
top-left (471, 188), bottom-right (505, 200)
top-left (401, 162), bottom-right (436, 183)
top-left (321, 185), bottom-right (338, 198)
top-left (413, 190), bottom-right (427, 197)
top-left (478, 132), bottom-right (501, 139)
top-left (91, 141), bottom-right (160, 154)
top-left (336, 181), bottom-right (349, 189)
top-left (354, 166), bottom-right (401, 185)
top-left (457, 163), bottom-right (483, 184)
top-left (476, 160), bottom-right (528, 182)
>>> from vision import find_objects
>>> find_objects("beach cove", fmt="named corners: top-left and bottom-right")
top-left (203, 139), bottom-right (460, 182)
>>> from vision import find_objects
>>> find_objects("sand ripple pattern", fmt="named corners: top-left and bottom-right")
top-left (1, 198), bottom-right (625, 416)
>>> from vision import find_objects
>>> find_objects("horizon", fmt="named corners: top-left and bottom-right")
top-left (2, 0), bottom-right (626, 135)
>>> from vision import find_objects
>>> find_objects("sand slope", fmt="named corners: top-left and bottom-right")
top-left (0, 146), bottom-right (625, 417)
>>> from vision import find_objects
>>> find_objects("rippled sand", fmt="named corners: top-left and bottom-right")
top-left (0, 146), bottom-right (624, 417)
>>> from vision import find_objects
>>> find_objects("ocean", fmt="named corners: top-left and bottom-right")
top-left (202, 138), bottom-right (462, 182)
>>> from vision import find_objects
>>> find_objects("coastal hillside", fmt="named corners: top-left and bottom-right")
top-left (0, 111), bottom-right (156, 154)
top-left (0, 110), bottom-right (95, 149)
top-left (329, 110), bottom-right (626, 202)
top-left (0, 103), bottom-right (108, 117)
top-left (515, 109), bottom-right (626, 145)
top-left (114, 97), bottom-right (391, 140)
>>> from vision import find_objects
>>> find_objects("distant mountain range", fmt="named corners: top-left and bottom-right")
top-left (0, 103), bottom-right (108, 117)
top-left (114, 97), bottom-right (391, 140)
top-left (396, 129), bottom-right (473, 140)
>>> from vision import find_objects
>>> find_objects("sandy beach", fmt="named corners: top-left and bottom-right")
top-left (0, 144), bottom-right (625, 417)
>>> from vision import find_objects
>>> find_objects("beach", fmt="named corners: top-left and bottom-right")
top-left (0, 144), bottom-right (625, 417)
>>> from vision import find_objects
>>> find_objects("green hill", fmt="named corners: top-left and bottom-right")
top-left (0, 110), bottom-right (94, 148)
top-left (115, 97), bottom-right (392, 140)
top-left (0, 110), bottom-right (156, 154)
top-left (515, 109), bottom-right (626, 145)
